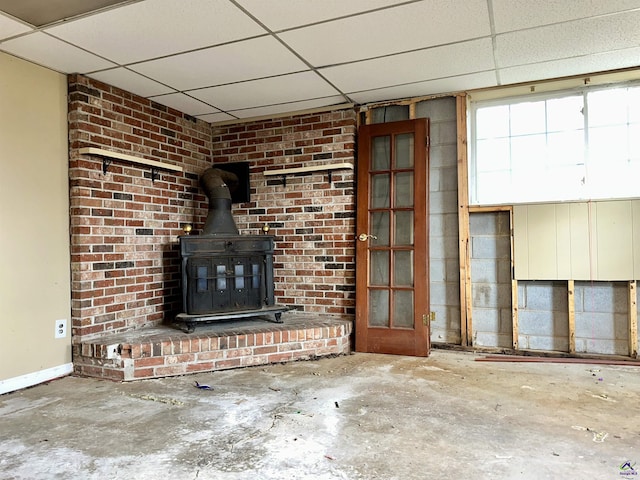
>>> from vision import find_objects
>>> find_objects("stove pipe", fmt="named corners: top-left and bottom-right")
top-left (200, 167), bottom-right (239, 235)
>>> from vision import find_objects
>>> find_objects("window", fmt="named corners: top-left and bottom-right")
top-left (470, 83), bottom-right (640, 205)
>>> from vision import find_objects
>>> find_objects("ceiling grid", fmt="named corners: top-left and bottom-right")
top-left (0, 0), bottom-right (638, 123)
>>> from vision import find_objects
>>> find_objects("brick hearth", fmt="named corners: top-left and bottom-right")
top-left (73, 313), bottom-right (352, 381)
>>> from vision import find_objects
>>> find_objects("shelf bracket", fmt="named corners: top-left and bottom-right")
top-left (281, 175), bottom-right (287, 187)
top-left (328, 170), bottom-right (333, 184)
top-left (102, 158), bottom-right (112, 175)
top-left (151, 167), bottom-right (160, 183)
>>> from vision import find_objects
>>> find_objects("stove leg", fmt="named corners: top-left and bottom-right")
top-left (181, 322), bottom-right (196, 333)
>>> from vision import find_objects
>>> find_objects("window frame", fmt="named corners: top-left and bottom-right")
top-left (469, 80), bottom-right (640, 206)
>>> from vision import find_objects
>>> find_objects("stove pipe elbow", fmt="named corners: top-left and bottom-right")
top-left (200, 167), bottom-right (239, 235)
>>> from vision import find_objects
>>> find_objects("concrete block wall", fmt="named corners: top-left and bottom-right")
top-left (470, 212), bottom-right (512, 347)
top-left (416, 98), bottom-right (461, 344)
top-left (517, 281), bottom-right (569, 351)
top-left (210, 110), bottom-right (357, 317)
top-left (68, 75), bottom-right (211, 341)
top-left (575, 281), bottom-right (629, 355)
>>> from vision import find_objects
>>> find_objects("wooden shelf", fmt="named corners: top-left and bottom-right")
top-left (263, 162), bottom-right (353, 185)
top-left (78, 147), bottom-right (184, 178)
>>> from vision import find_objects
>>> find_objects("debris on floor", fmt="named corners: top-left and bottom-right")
top-left (194, 381), bottom-right (213, 390)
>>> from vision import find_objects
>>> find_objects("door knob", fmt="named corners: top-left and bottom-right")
top-left (357, 233), bottom-right (377, 241)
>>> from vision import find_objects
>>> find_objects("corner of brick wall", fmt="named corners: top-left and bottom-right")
top-left (211, 109), bottom-right (358, 318)
top-left (69, 75), bottom-right (358, 343)
top-left (68, 74), bottom-right (212, 342)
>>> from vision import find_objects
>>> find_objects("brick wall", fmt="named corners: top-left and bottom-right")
top-left (69, 76), bottom-right (357, 342)
top-left (210, 110), bottom-right (357, 317)
top-left (68, 74), bottom-right (211, 341)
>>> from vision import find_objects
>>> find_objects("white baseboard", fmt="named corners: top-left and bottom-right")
top-left (0, 363), bottom-right (74, 395)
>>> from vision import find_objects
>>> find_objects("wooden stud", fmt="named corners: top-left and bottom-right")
top-left (365, 109), bottom-right (372, 126)
top-left (509, 207), bottom-right (518, 350)
top-left (568, 280), bottom-right (576, 354)
top-left (469, 205), bottom-right (512, 213)
top-left (409, 102), bottom-right (416, 120)
top-left (456, 94), bottom-right (472, 346)
top-left (629, 281), bottom-right (638, 358)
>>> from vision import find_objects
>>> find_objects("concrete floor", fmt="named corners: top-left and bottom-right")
top-left (1, 350), bottom-right (639, 480)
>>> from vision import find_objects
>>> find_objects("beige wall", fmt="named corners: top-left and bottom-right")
top-left (514, 200), bottom-right (640, 280)
top-left (0, 52), bottom-right (70, 388)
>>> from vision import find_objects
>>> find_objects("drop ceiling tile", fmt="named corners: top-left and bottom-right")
top-left (278, 0), bottom-right (490, 67)
top-left (349, 71), bottom-right (498, 104)
top-left (321, 38), bottom-right (495, 93)
top-left (492, 0), bottom-right (640, 33)
top-left (0, 0), bottom-right (126, 27)
top-left (499, 46), bottom-right (640, 86)
top-left (0, 32), bottom-right (115, 73)
top-left (0, 13), bottom-right (32, 40)
top-left (148, 92), bottom-right (220, 116)
top-left (130, 36), bottom-right (309, 91)
top-left (189, 71), bottom-right (341, 111)
top-left (45, 0), bottom-right (267, 65)
top-left (197, 112), bottom-right (238, 123)
top-left (237, 0), bottom-right (407, 31)
top-left (495, 11), bottom-right (640, 68)
top-left (228, 95), bottom-right (347, 120)
top-left (88, 68), bottom-right (175, 97)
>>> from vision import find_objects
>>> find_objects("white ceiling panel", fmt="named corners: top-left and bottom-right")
top-left (0, 32), bottom-right (115, 73)
top-left (1, 1), bottom-right (640, 122)
top-left (227, 95), bottom-right (347, 120)
top-left (0, 13), bottom-right (32, 40)
top-left (498, 47), bottom-right (640, 86)
top-left (189, 71), bottom-right (341, 111)
top-left (197, 111), bottom-right (238, 123)
top-left (349, 71), bottom-right (498, 104)
top-left (236, 0), bottom-right (408, 31)
top-left (321, 38), bottom-right (495, 94)
top-left (45, 0), bottom-right (267, 65)
top-left (88, 68), bottom-right (175, 97)
top-left (130, 36), bottom-right (309, 91)
top-left (496, 11), bottom-right (640, 68)
top-left (148, 92), bottom-right (220, 116)
top-left (492, 0), bottom-right (640, 33)
top-left (279, 0), bottom-right (491, 67)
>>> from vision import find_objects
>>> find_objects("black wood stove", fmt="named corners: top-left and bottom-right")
top-left (175, 167), bottom-right (287, 332)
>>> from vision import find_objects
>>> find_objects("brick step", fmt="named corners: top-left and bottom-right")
top-left (73, 312), bottom-right (352, 381)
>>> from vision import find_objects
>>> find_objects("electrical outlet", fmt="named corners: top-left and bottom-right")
top-left (55, 319), bottom-right (67, 339)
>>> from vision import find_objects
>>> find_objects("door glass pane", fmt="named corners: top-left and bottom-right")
top-left (370, 251), bottom-right (389, 285)
top-left (369, 289), bottom-right (389, 327)
top-left (234, 264), bottom-right (244, 290)
top-left (393, 290), bottom-right (414, 328)
top-left (394, 172), bottom-right (414, 207)
top-left (394, 211), bottom-right (413, 245)
top-left (197, 266), bottom-right (208, 292)
top-left (216, 265), bottom-right (227, 290)
top-left (372, 136), bottom-right (391, 170)
top-left (394, 251), bottom-right (413, 286)
top-left (370, 211), bottom-right (390, 246)
top-left (395, 133), bottom-right (414, 168)
top-left (371, 174), bottom-right (390, 208)
top-left (251, 263), bottom-right (260, 289)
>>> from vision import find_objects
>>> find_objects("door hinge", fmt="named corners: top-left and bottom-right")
top-left (426, 136), bottom-right (430, 148)
top-left (422, 312), bottom-right (435, 326)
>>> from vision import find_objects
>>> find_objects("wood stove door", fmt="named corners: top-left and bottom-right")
top-left (186, 255), bottom-right (265, 315)
top-left (228, 256), bottom-right (264, 310)
top-left (355, 119), bottom-right (430, 356)
top-left (186, 257), bottom-right (215, 314)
